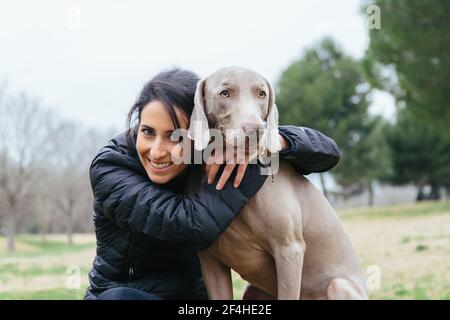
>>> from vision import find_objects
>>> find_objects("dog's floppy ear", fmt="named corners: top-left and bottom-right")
top-left (188, 79), bottom-right (210, 151)
top-left (264, 78), bottom-right (282, 154)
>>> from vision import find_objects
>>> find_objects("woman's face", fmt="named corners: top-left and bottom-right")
top-left (136, 100), bottom-right (190, 184)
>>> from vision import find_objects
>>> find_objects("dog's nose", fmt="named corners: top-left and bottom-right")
top-left (243, 122), bottom-right (265, 138)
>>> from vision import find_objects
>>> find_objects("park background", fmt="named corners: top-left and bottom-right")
top-left (0, 0), bottom-right (449, 299)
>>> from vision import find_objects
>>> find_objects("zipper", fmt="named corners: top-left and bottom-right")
top-left (126, 258), bottom-right (134, 280)
top-left (128, 264), bottom-right (134, 277)
top-left (126, 233), bottom-right (134, 281)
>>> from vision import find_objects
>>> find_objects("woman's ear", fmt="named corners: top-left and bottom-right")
top-left (264, 78), bottom-right (282, 154)
top-left (188, 79), bottom-right (210, 150)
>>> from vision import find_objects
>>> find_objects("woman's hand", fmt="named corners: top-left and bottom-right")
top-left (205, 149), bottom-right (249, 191)
top-left (206, 134), bottom-right (289, 190)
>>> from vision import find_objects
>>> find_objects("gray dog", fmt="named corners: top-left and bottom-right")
top-left (187, 67), bottom-right (368, 300)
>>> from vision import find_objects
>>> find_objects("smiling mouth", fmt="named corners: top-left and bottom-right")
top-left (147, 158), bottom-right (173, 169)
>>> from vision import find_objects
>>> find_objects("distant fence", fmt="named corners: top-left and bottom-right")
top-left (331, 184), bottom-right (418, 209)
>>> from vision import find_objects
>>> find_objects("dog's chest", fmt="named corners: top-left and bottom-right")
top-left (207, 214), bottom-right (272, 275)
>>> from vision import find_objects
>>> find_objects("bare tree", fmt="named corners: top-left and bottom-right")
top-left (0, 92), bottom-right (55, 253)
top-left (29, 169), bottom-right (58, 242)
top-left (0, 81), bottom-right (7, 238)
top-left (48, 122), bottom-right (112, 244)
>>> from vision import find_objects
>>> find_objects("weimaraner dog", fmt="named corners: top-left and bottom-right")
top-left (187, 67), bottom-right (368, 300)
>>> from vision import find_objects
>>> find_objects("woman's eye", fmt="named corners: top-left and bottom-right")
top-left (220, 90), bottom-right (230, 98)
top-left (258, 91), bottom-right (267, 98)
top-left (142, 128), bottom-right (155, 136)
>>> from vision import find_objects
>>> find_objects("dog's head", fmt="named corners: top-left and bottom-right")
top-left (188, 66), bottom-right (281, 159)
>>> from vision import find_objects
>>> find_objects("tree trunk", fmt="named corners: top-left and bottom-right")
top-left (66, 200), bottom-right (74, 245)
top-left (6, 213), bottom-right (16, 254)
top-left (67, 224), bottom-right (73, 245)
top-left (416, 185), bottom-right (425, 202)
top-left (367, 182), bottom-right (374, 207)
top-left (39, 210), bottom-right (48, 243)
top-left (430, 184), bottom-right (441, 200)
top-left (40, 219), bottom-right (47, 243)
top-left (41, 231), bottom-right (47, 243)
top-left (319, 173), bottom-right (329, 199)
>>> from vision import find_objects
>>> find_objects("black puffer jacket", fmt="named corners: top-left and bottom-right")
top-left (84, 125), bottom-right (340, 300)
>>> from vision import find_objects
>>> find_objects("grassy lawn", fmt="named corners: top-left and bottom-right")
top-left (0, 234), bottom-right (96, 300)
top-left (339, 200), bottom-right (450, 300)
top-left (0, 200), bottom-right (449, 300)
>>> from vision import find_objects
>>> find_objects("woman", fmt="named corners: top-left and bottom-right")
top-left (84, 68), bottom-right (340, 300)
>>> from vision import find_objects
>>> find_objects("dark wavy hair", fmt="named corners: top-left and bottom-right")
top-left (126, 68), bottom-right (200, 147)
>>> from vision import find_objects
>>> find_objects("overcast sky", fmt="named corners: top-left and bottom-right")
top-left (0, 0), bottom-right (394, 132)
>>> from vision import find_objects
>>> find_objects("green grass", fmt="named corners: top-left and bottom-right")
top-left (382, 275), bottom-right (436, 300)
top-left (0, 264), bottom-right (91, 278)
top-left (0, 234), bottom-right (96, 258)
top-left (0, 200), bottom-right (449, 300)
top-left (400, 236), bottom-right (411, 244)
top-left (0, 234), bottom-right (95, 300)
top-left (342, 200), bottom-right (450, 300)
top-left (339, 200), bottom-right (450, 219)
top-left (0, 288), bottom-right (84, 300)
top-left (415, 244), bottom-right (428, 252)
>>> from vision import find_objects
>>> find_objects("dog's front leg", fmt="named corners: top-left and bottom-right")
top-left (198, 251), bottom-right (233, 300)
top-left (272, 240), bottom-right (306, 300)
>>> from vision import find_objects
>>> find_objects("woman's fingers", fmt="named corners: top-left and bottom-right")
top-left (233, 162), bottom-right (248, 188)
top-left (205, 149), bottom-right (250, 190)
top-left (206, 150), bottom-right (224, 184)
top-left (207, 163), bottom-right (221, 184)
top-left (216, 164), bottom-right (236, 190)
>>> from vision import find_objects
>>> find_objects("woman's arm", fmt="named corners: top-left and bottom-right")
top-left (278, 125), bottom-right (340, 175)
top-left (205, 125), bottom-right (340, 188)
top-left (90, 147), bottom-right (267, 251)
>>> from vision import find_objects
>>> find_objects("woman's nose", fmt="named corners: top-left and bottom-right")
top-left (149, 138), bottom-right (168, 159)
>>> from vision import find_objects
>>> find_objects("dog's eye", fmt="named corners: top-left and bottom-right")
top-left (220, 90), bottom-right (230, 98)
top-left (258, 91), bottom-right (267, 98)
